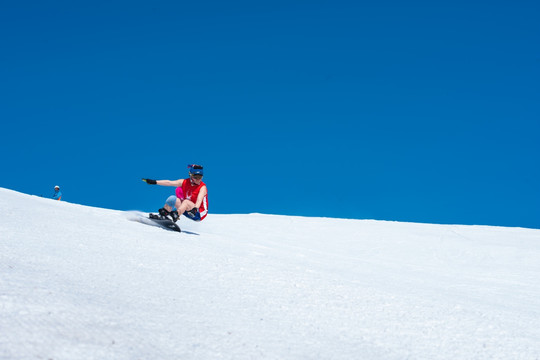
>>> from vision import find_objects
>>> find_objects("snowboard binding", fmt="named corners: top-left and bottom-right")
top-left (149, 208), bottom-right (179, 223)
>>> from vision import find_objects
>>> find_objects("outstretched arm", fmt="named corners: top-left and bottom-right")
top-left (142, 178), bottom-right (184, 187)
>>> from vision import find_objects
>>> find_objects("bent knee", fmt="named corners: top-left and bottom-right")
top-left (165, 195), bottom-right (177, 209)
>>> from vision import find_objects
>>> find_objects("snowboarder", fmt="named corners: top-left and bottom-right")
top-left (142, 164), bottom-right (208, 223)
top-left (52, 186), bottom-right (62, 201)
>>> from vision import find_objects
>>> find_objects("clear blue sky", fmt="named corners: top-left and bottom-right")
top-left (1, 0), bottom-right (538, 229)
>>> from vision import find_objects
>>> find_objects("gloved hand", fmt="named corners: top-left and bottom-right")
top-left (185, 208), bottom-right (199, 218)
top-left (142, 178), bottom-right (157, 185)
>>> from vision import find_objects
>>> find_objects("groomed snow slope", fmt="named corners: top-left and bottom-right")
top-left (1, 187), bottom-right (539, 359)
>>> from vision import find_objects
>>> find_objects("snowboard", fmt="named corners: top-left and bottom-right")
top-left (148, 215), bottom-right (181, 232)
top-left (126, 211), bottom-right (181, 232)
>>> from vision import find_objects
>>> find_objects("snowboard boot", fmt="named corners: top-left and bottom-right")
top-left (158, 207), bottom-right (171, 220)
top-left (170, 210), bottom-right (179, 223)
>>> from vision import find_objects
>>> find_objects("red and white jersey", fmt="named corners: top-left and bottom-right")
top-left (180, 179), bottom-right (208, 220)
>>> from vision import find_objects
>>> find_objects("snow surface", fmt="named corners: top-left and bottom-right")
top-left (1, 187), bottom-right (539, 360)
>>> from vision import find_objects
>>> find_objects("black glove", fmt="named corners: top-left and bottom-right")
top-left (142, 178), bottom-right (157, 185)
top-left (185, 208), bottom-right (199, 218)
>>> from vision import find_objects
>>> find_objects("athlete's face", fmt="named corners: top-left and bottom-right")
top-left (191, 174), bottom-right (203, 183)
